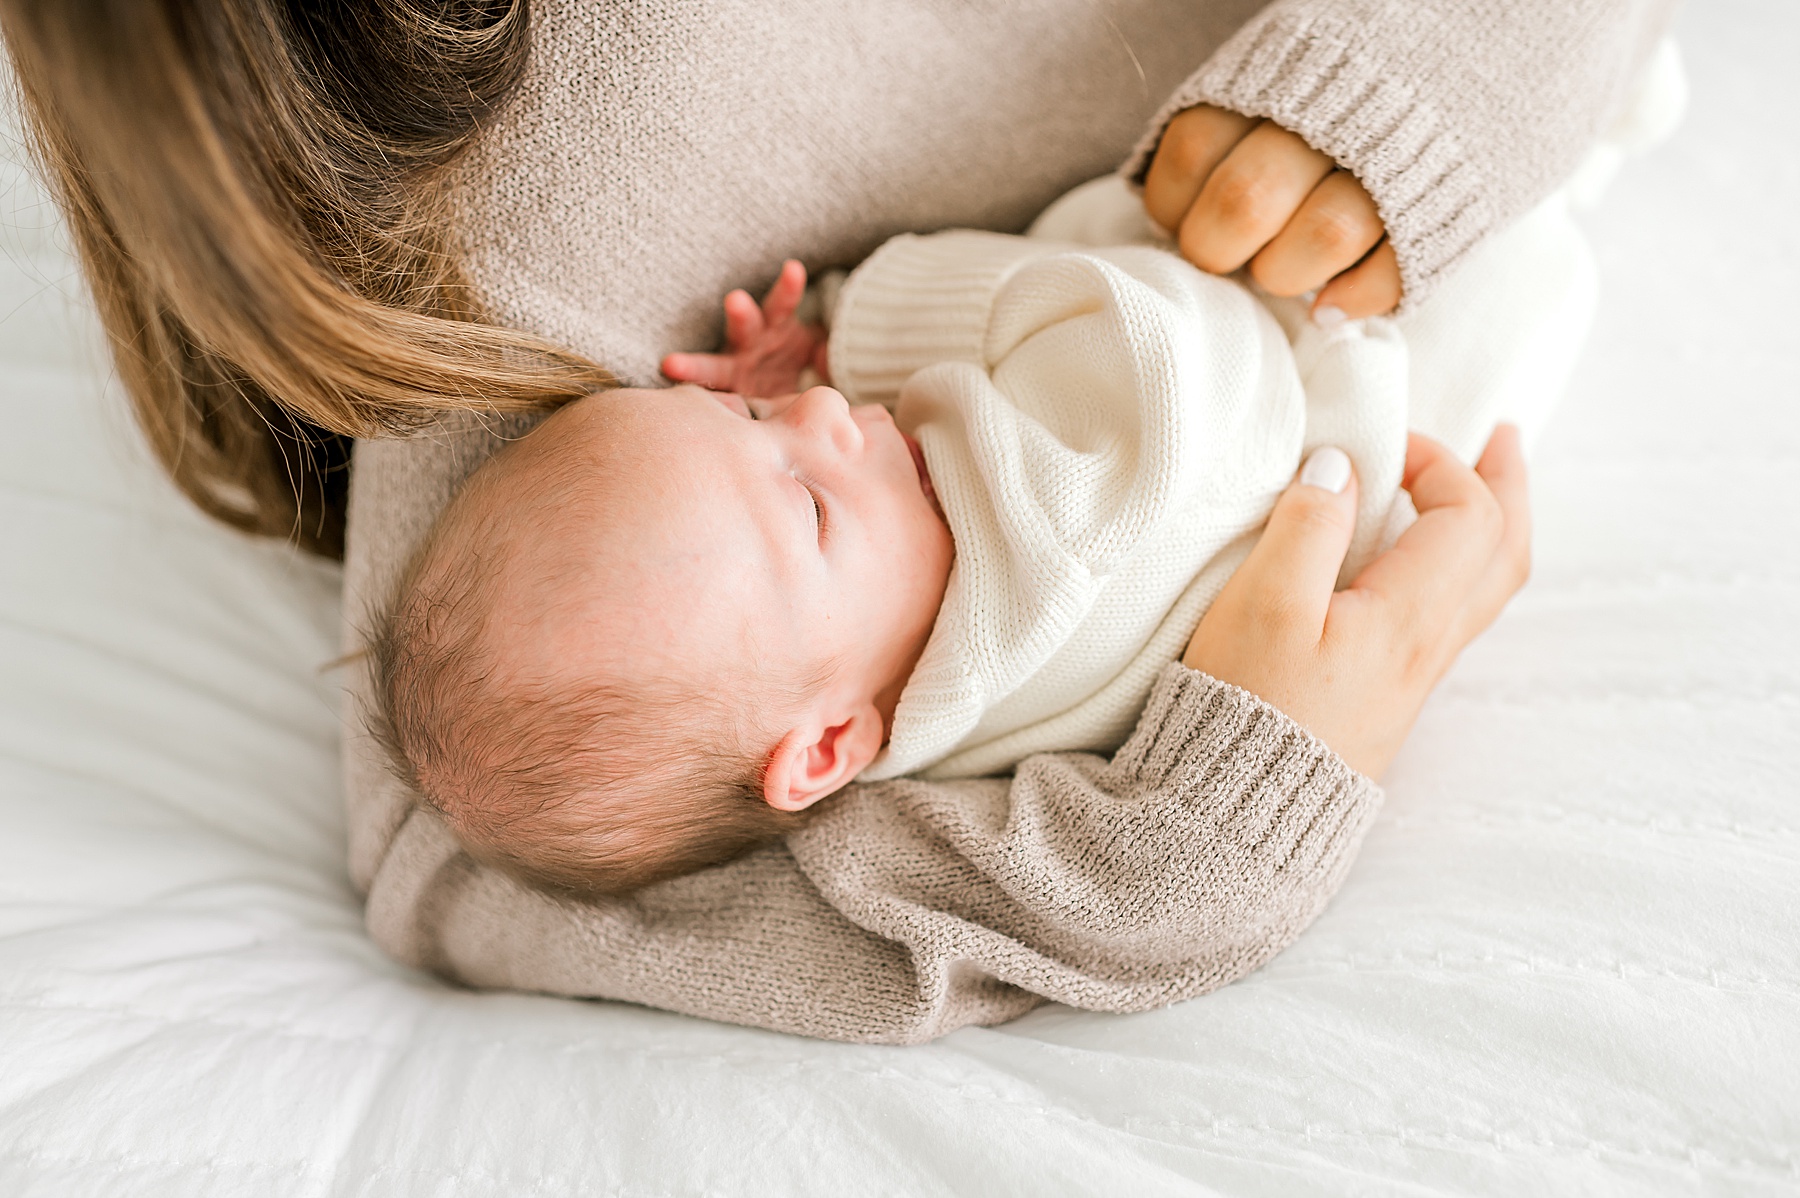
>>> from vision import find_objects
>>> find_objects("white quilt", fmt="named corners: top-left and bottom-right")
top-left (2, 4), bottom-right (1795, 1194)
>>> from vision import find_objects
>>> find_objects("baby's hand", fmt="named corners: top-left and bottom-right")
top-left (661, 259), bottom-right (830, 398)
top-left (1143, 105), bottom-right (1401, 319)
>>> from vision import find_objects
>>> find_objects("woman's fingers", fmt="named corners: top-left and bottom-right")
top-left (1346, 433), bottom-right (1508, 639)
top-left (1247, 171), bottom-right (1385, 298)
top-left (1145, 107), bottom-right (1403, 315)
top-left (1313, 240), bottom-right (1402, 320)
top-left (1475, 423), bottom-right (1531, 562)
top-left (1180, 122), bottom-right (1335, 275)
top-left (1184, 447), bottom-right (1360, 672)
top-left (1449, 424), bottom-right (1533, 644)
top-left (1181, 430), bottom-right (1532, 781)
top-left (1142, 106), bottom-right (1257, 234)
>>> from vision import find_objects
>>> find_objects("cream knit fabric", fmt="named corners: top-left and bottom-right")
top-left (837, 229), bottom-right (1312, 779)
top-left (837, 174), bottom-right (1599, 781)
top-left (342, 0), bottom-right (1676, 1042)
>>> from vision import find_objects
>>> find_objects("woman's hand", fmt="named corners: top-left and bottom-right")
top-left (661, 259), bottom-right (830, 399)
top-left (1143, 105), bottom-right (1402, 320)
top-left (1184, 426), bottom-right (1532, 778)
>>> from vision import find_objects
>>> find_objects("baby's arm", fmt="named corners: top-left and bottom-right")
top-left (661, 260), bottom-right (831, 398)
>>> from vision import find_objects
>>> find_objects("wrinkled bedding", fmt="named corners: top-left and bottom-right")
top-left (1, 4), bottom-right (1795, 1194)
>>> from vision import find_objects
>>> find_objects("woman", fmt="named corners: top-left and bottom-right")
top-left (0, 0), bottom-right (1665, 1041)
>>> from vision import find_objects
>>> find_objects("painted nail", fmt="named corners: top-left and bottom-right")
top-left (1312, 304), bottom-right (1347, 328)
top-left (1299, 446), bottom-right (1352, 493)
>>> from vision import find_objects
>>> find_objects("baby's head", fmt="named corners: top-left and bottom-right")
top-left (371, 384), bottom-right (953, 895)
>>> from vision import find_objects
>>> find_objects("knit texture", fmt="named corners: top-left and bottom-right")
top-left (1121, 0), bottom-right (1678, 308)
top-left (360, 663), bottom-right (1381, 1043)
top-left (840, 171), bottom-right (1602, 780)
top-left (837, 228), bottom-right (1307, 779)
top-left (342, 0), bottom-right (1672, 1041)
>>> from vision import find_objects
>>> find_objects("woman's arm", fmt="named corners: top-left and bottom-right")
top-left (362, 659), bottom-right (1375, 1044)
top-left (350, 413), bottom-right (1529, 1044)
top-left (1124, 0), bottom-right (1679, 313)
top-left (782, 430), bottom-right (1531, 1036)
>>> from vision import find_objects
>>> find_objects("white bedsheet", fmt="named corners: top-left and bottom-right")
top-left (2, 4), bottom-right (1795, 1194)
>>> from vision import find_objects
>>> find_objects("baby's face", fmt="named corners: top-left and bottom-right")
top-left (512, 384), bottom-right (954, 733)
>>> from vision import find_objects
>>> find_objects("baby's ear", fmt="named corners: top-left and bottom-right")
top-left (762, 705), bottom-right (885, 812)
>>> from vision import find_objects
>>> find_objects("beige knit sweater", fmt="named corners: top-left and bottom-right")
top-left (342, 0), bottom-right (1673, 1043)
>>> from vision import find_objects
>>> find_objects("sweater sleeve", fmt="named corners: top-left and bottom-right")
top-left (1119, 0), bottom-right (1679, 306)
top-left (832, 229), bottom-right (1297, 579)
top-left (360, 661), bottom-right (1380, 1044)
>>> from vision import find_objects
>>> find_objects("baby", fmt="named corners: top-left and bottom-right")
top-left (370, 172), bottom-right (1596, 897)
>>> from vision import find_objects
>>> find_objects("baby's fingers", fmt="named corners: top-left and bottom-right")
top-left (660, 352), bottom-right (741, 392)
top-left (760, 259), bottom-right (808, 328)
top-left (722, 288), bottom-right (765, 351)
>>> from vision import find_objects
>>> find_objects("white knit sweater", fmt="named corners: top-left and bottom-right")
top-left (836, 175), bottom-right (1601, 781)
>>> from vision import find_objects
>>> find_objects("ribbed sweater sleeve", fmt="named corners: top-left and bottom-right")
top-left (826, 231), bottom-right (1060, 411)
top-left (1121, 0), bottom-right (1678, 306)
top-left (361, 663), bottom-right (1380, 1044)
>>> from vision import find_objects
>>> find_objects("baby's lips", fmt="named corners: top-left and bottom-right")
top-left (903, 431), bottom-right (945, 520)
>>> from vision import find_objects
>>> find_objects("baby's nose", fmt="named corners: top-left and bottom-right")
top-left (790, 385), bottom-right (863, 454)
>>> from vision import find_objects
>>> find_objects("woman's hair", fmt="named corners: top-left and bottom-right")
top-left (0, 0), bottom-right (610, 555)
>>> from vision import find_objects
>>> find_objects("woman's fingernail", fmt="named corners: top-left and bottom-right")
top-left (1300, 446), bottom-right (1352, 493)
top-left (1313, 304), bottom-right (1347, 328)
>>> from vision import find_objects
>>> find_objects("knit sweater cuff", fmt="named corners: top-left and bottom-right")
top-left (1120, 662), bottom-right (1382, 870)
top-left (1119, 9), bottom-right (1494, 311)
top-left (827, 230), bottom-right (1057, 409)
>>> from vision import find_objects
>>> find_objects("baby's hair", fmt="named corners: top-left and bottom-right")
top-left (363, 451), bottom-right (818, 898)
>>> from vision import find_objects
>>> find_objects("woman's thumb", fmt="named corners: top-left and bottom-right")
top-left (1232, 447), bottom-right (1360, 631)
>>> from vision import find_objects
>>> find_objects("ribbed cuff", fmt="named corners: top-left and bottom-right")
top-left (1119, 9), bottom-right (1496, 311)
top-left (828, 231), bottom-right (1055, 408)
top-left (1119, 662), bottom-right (1382, 874)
